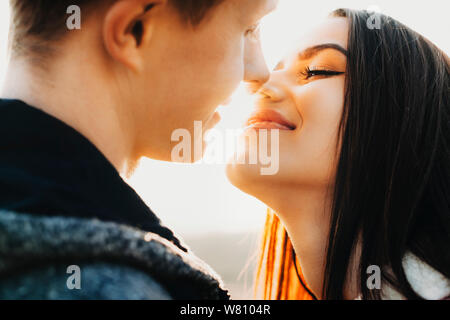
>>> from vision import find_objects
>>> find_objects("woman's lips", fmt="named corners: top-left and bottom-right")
top-left (245, 109), bottom-right (296, 131)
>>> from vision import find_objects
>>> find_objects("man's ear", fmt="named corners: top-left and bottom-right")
top-left (102, 0), bottom-right (165, 72)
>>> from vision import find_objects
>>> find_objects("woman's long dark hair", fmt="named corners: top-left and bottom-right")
top-left (323, 9), bottom-right (450, 299)
top-left (256, 8), bottom-right (449, 300)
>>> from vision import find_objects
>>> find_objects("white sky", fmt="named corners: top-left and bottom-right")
top-left (0, 1), bottom-right (448, 237)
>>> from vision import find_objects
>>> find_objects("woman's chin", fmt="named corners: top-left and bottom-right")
top-left (226, 153), bottom-right (270, 195)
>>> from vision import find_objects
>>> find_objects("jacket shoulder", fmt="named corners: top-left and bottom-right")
top-left (0, 262), bottom-right (172, 300)
top-left (0, 210), bottom-right (229, 300)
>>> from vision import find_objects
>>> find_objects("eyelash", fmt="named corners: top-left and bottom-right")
top-left (299, 67), bottom-right (344, 80)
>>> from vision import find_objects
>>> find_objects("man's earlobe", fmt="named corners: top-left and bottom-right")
top-left (102, 1), bottom-right (162, 72)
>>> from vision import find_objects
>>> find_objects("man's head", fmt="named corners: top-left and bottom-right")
top-left (8, 0), bottom-right (277, 164)
top-left (9, 0), bottom-right (225, 55)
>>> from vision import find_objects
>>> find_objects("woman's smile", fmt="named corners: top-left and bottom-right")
top-left (245, 109), bottom-right (297, 131)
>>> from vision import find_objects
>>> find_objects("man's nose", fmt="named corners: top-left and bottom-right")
top-left (243, 43), bottom-right (270, 93)
top-left (244, 63), bottom-right (270, 90)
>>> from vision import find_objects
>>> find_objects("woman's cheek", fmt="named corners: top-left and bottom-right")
top-left (293, 78), bottom-right (344, 127)
top-left (283, 79), bottom-right (345, 185)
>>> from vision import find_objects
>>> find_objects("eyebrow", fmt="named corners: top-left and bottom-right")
top-left (298, 43), bottom-right (348, 60)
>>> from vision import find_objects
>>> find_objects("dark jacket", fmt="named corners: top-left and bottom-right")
top-left (0, 99), bottom-right (229, 300)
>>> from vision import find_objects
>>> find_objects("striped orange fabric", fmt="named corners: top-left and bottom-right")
top-left (255, 208), bottom-right (316, 300)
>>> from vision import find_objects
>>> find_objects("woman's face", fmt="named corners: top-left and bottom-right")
top-left (227, 17), bottom-right (348, 196)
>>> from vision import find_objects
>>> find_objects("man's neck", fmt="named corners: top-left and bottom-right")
top-left (2, 55), bottom-right (136, 177)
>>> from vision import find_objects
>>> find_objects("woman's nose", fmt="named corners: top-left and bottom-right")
top-left (258, 81), bottom-right (285, 102)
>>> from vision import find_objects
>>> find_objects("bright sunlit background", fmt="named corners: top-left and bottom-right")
top-left (0, 0), bottom-right (448, 298)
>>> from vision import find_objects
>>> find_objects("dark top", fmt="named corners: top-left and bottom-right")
top-left (0, 99), bottom-right (229, 300)
top-left (0, 99), bottom-right (185, 251)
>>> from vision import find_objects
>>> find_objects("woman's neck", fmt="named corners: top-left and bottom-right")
top-left (258, 186), bottom-right (331, 298)
top-left (263, 185), bottom-right (360, 299)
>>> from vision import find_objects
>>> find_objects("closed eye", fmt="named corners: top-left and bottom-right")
top-left (299, 67), bottom-right (345, 80)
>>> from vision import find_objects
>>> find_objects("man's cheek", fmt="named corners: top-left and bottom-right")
top-left (217, 62), bottom-right (243, 102)
top-left (219, 38), bottom-right (245, 77)
top-left (223, 51), bottom-right (245, 91)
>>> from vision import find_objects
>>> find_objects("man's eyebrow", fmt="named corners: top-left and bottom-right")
top-left (298, 43), bottom-right (348, 60)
